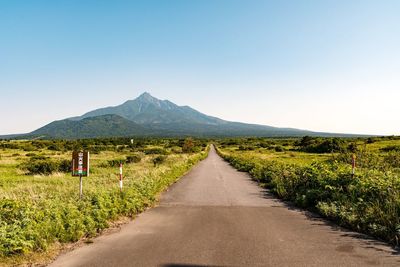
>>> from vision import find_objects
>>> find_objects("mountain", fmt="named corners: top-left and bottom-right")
top-left (73, 92), bottom-right (225, 125)
top-left (15, 92), bottom-right (354, 139)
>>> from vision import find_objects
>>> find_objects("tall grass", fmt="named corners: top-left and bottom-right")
top-left (217, 146), bottom-right (400, 246)
top-left (0, 141), bottom-right (209, 259)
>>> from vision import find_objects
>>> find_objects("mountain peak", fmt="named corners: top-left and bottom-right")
top-left (136, 92), bottom-right (157, 102)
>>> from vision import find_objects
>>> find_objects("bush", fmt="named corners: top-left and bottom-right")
top-left (384, 152), bottom-right (400, 169)
top-left (30, 155), bottom-right (47, 160)
top-left (31, 141), bottom-right (46, 149)
top-left (48, 144), bottom-right (63, 151)
top-left (106, 159), bottom-right (125, 167)
top-left (381, 145), bottom-right (400, 152)
top-left (0, 143), bottom-right (19, 149)
top-left (182, 138), bottom-right (196, 153)
top-left (237, 145), bottom-right (255, 151)
top-left (20, 159), bottom-right (58, 175)
top-left (58, 159), bottom-right (71, 173)
top-left (22, 144), bottom-right (36, 152)
top-left (117, 146), bottom-right (127, 152)
top-left (297, 137), bottom-right (346, 153)
top-left (20, 158), bottom-right (71, 175)
top-left (152, 155), bottom-right (167, 166)
top-left (347, 142), bottom-right (358, 153)
top-left (126, 154), bottom-right (141, 163)
top-left (144, 148), bottom-right (168, 155)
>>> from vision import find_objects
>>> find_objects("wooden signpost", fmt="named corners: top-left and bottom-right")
top-left (351, 154), bottom-right (356, 178)
top-left (72, 151), bottom-right (90, 199)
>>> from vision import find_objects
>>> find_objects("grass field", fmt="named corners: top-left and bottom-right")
top-left (1, 135), bottom-right (399, 265)
top-left (216, 136), bottom-right (400, 246)
top-left (0, 138), bottom-right (209, 265)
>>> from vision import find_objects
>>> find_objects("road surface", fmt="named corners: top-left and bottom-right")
top-left (50, 146), bottom-right (399, 267)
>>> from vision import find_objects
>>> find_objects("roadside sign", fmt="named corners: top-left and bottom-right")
top-left (72, 151), bottom-right (90, 177)
top-left (72, 151), bottom-right (90, 199)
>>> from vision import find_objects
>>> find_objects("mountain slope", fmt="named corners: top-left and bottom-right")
top-left (31, 114), bottom-right (151, 139)
top-left (143, 121), bottom-right (317, 137)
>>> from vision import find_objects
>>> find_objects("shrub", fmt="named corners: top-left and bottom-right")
top-left (237, 145), bottom-right (255, 151)
top-left (297, 137), bottom-right (346, 153)
top-left (22, 144), bottom-right (36, 152)
top-left (58, 159), bottom-right (71, 173)
top-left (152, 155), bottom-right (167, 166)
top-left (126, 154), bottom-right (141, 163)
top-left (20, 158), bottom-right (71, 175)
top-left (31, 141), bottom-right (46, 149)
top-left (31, 155), bottom-right (47, 160)
top-left (117, 146), bottom-right (127, 152)
top-left (171, 146), bottom-right (182, 154)
top-left (20, 159), bottom-right (58, 175)
top-left (0, 143), bottom-right (19, 149)
top-left (106, 159), bottom-right (126, 167)
top-left (347, 142), bottom-right (358, 153)
top-left (48, 144), bottom-right (63, 151)
top-left (182, 138), bottom-right (195, 153)
top-left (381, 145), bottom-right (400, 152)
top-left (144, 148), bottom-right (167, 155)
top-left (384, 152), bottom-right (400, 169)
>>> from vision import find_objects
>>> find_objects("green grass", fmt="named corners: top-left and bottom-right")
top-left (220, 146), bottom-right (331, 165)
top-left (216, 137), bottom-right (400, 246)
top-left (0, 138), bottom-right (209, 265)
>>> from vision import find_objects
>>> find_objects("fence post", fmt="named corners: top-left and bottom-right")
top-left (119, 162), bottom-right (123, 192)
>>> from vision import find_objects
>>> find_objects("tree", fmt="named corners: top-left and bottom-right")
top-left (182, 138), bottom-right (195, 153)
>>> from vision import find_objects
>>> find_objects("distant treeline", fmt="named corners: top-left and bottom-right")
top-left (218, 135), bottom-right (400, 154)
top-left (0, 137), bottom-right (209, 154)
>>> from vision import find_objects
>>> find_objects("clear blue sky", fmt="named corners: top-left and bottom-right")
top-left (1, 0), bottom-right (399, 135)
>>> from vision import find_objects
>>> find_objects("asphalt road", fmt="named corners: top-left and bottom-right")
top-left (50, 146), bottom-right (399, 267)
